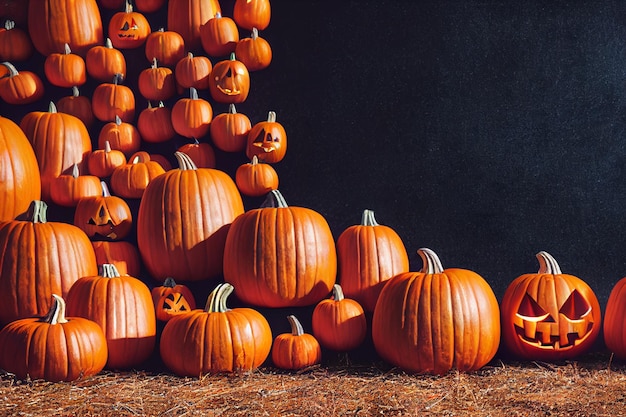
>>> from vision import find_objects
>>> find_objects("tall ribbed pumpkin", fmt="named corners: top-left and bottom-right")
top-left (223, 189), bottom-right (337, 308)
top-left (0, 115), bottom-right (41, 221)
top-left (372, 248), bottom-right (500, 375)
top-left (19, 102), bottom-right (92, 202)
top-left (27, 0), bottom-right (103, 56)
top-left (167, 0), bottom-right (220, 52)
top-left (0, 200), bottom-right (98, 326)
top-left (137, 151), bottom-right (244, 282)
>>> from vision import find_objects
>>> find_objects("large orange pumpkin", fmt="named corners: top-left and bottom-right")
top-left (137, 152), bottom-right (244, 282)
top-left (223, 189), bottom-right (337, 307)
top-left (160, 282), bottom-right (272, 376)
top-left (0, 200), bottom-right (98, 326)
top-left (500, 251), bottom-right (601, 361)
top-left (371, 248), bottom-right (501, 375)
top-left (0, 115), bottom-right (41, 221)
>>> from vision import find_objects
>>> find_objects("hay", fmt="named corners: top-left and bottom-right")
top-left (1, 352), bottom-right (625, 416)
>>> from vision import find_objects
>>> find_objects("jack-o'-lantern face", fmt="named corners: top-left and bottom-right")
top-left (151, 278), bottom-right (197, 322)
top-left (74, 190), bottom-right (133, 241)
top-left (208, 53), bottom-right (250, 104)
top-left (501, 251), bottom-right (601, 361)
top-left (108, 1), bottom-right (151, 49)
top-left (246, 111), bottom-right (287, 164)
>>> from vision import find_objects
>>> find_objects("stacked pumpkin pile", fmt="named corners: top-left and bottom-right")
top-left (2, 0), bottom-right (626, 384)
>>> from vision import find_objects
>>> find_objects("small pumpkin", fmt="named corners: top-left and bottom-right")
top-left (92, 73), bottom-right (136, 123)
top-left (85, 38), bottom-right (127, 82)
top-left (49, 163), bottom-right (103, 207)
top-left (208, 52), bottom-right (250, 104)
top-left (0, 19), bottom-right (34, 62)
top-left (0, 61), bottom-right (45, 104)
top-left (98, 115), bottom-right (142, 157)
top-left (209, 103), bottom-right (251, 153)
top-left (177, 138), bottom-right (216, 168)
top-left (171, 87), bottom-right (213, 139)
top-left (174, 52), bottom-right (212, 90)
top-left (43, 43), bottom-right (86, 87)
top-left (137, 101), bottom-right (176, 143)
top-left (108, 0), bottom-right (151, 49)
top-left (138, 57), bottom-right (176, 101)
top-left (311, 284), bottom-right (367, 352)
top-left (144, 28), bottom-right (185, 67)
top-left (233, 0), bottom-right (271, 31)
top-left (110, 153), bottom-right (165, 199)
top-left (200, 12), bottom-right (239, 57)
top-left (272, 315), bottom-right (321, 371)
top-left (56, 86), bottom-right (95, 129)
top-left (235, 27), bottom-right (272, 72)
top-left (0, 294), bottom-right (108, 382)
top-left (160, 282), bottom-right (272, 376)
top-left (74, 181), bottom-right (132, 241)
top-left (151, 277), bottom-right (196, 322)
top-left (235, 155), bottom-right (279, 197)
top-left (87, 140), bottom-right (128, 178)
top-left (245, 111), bottom-right (287, 164)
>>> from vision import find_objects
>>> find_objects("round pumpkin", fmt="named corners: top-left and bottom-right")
top-left (233, 0), bottom-right (271, 31)
top-left (174, 52), bottom-right (212, 90)
top-left (85, 38), bottom-right (127, 82)
top-left (0, 294), bottom-right (108, 382)
top-left (92, 240), bottom-right (141, 277)
top-left (209, 103), bottom-right (251, 152)
top-left (200, 12), bottom-right (239, 57)
top-left (171, 87), bottom-right (213, 138)
top-left (272, 315), bottom-right (322, 371)
top-left (245, 111), bottom-right (287, 164)
top-left (49, 163), bottom-right (103, 207)
top-left (223, 189), bottom-right (337, 307)
top-left (74, 181), bottom-right (132, 241)
top-left (110, 153), bottom-right (165, 199)
top-left (235, 155), bottom-right (279, 197)
top-left (43, 43), bottom-right (86, 88)
top-left (311, 284), bottom-right (367, 352)
top-left (66, 264), bottom-right (156, 370)
top-left (0, 61), bottom-right (45, 104)
top-left (160, 282), bottom-right (272, 376)
top-left (234, 27), bottom-right (272, 72)
top-left (87, 140), bottom-right (128, 178)
top-left (0, 115), bottom-right (41, 221)
top-left (177, 138), bottom-right (216, 168)
top-left (92, 74), bottom-right (136, 123)
top-left (108, 0), bottom-right (151, 49)
top-left (137, 101), bottom-right (176, 143)
top-left (603, 276), bottom-right (626, 359)
top-left (500, 251), bottom-right (601, 361)
top-left (0, 19), bottom-right (34, 61)
top-left (208, 52), bottom-right (250, 104)
top-left (151, 277), bottom-right (196, 322)
top-left (144, 28), bottom-right (185, 67)
top-left (98, 115), bottom-right (142, 157)
top-left (372, 248), bottom-right (501, 375)
top-left (137, 152), bottom-right (244, 282)
top-left (138, 57), bottom-right (176, 101)
top-left (336, 209), bottom-right (409, 313)
top-left (56, 86), bottom-right (95, 129)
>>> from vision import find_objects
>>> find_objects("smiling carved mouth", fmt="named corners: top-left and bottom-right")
top-left (514, 322), bottom-right (592, 349)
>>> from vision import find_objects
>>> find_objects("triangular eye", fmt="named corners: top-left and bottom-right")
top-left (253, 129), bottom-right (266, 144)
top-left (99, 206), bottom-right (107, 218)
top-left (264, 133), bottom-right (274, 143)
top-left (517, 293), bottom-right (552, 321)
top-left (121, 21), bottom-right (129, 31)
top-left (559, 289), bottom-right (591, 319)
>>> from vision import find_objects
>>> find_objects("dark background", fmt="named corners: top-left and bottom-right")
top-left (4, 0), bottom-right (626, 312)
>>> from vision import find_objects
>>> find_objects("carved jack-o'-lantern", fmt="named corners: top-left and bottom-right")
top-left (151, 277), bottom-right (196, 322)
top-left (500, 251), bottom-right (601, 361)
top-left (245, 111), bottom-right (287, 164)
top-left (108, 0), bottom-right (152, 49)
top-left (208, 53), bottom-right (250, 104)
top-left (73, 182), bottom-right (133, 241)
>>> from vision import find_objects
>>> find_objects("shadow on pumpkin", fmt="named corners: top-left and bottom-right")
top-left (106, 335), bottom-right (156, 370)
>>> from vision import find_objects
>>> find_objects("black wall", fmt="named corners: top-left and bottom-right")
top-left (4, 0), bottom-right (626, 308)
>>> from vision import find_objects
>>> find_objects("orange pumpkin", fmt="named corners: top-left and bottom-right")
top-left (85, 38), bottom-right (127, 82)
top-left (92, 73), bottom-right (136, 122)
top-left (160, 282), bottom-right (272, 376)
top-left (87, 140), bottom-right (128, 178)
top-left (177, 138), bottom-right (216, 168)
top-left (200, 12), bottom-right (239, 57)
top-left (171, 87), bottom-right (213, 138)
top-left (0, 19), bottom-right (34, 61)
top-left (603, 276), bottom-right (626, 359)
top-left (138, 57), bottom-right (176, 101)
top-left (235, 28), bottom-right (272, 72)
top-left (49, 163), bottom-right (103, 207)
top-left (74, 181), bottom-right (132, 241)
top-left (209, 103), bottom-right (251, 152)
top-left (372, 248), bottom-right (501, 375)
top-left (208, 52), bottom-right (250, 104)
top-left (233, 0), bottom-right (271, 31)
top-left (43, 43), bottom-right (86, 87)
top-left (98, 115), bottom-right (142, 157)
top-left (174, 52), bottom-right (212, 90)
top-left (167, 0), bottom-right (221, 52)
top-left (0, 61), bottom-right (45, 104)
top-left (144, 28), bottom-right (185, 67)
top-left (272, 315), bottom-right (321, 371)
top-left (235, 155), bottom-right (279, 197)
top-left (108, 0), bottom-right (152, 49)
top-left (151, 277), bottom-right (196, 322)
top-left (246, 111), bottom-right (287, 164)
top-left (92, 240), bottom-right (141, 277)
top-left (110, 153), bottom-right (165, 199)
top-left (56, 86), bottom-right (95, 129)
top-left (137, 101), bottom-right (176, 143)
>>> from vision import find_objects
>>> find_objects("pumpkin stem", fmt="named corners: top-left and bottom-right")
top-left (71, 163), bottom-right (80, 178)
top-left (115, 115), bottom-right (122, 125)
top-left (152, 57), bottom-right (158, 68)
top-left (105, 38), bottom-right (114, 48)
top-left (229, 52), bottom-right (237, 61)
top-left (215, 11), bottom-right (222, 18)
top-left (267, 111), bottom-right (277, 123)
top-left (261, 189), bottom-right (288, 208)
top-left (71, 86), bottom-right (80, 97)
top-left (163, 277), bottom-right (177, 288)
top-left (228, 103), bottom-right (237, 114)
top-left (99, 263), bottom-right (121, 278)
top-left (101, 181), bottom-right (112, 197)
top-left (124, 0), bottom-right (134, 13)
top-left (48, 101), bottom-right (58, 113)
top-left (417, 248), bottom-right (444, 274)
top-left (536, 251), bottom-right (562, 275)
top-left (189, 87), bottom-right (199, 100)
top-left (63, 43), bottom-right (72, 55)
top-left (1, 61), bottom-right (18, 76)
top-left (361, 209), bottom-right (379, 226)
top-left (287, 315), bottom-right (305, 336)
top-left (40, 294), bottom-right (69, 325)
top-left (251, 155), bottom-right (259, 165)
top-left (26, 200), bottom-right (48, 224)
top-left (4, 20), bottom-right (15, 30)
top-left (174, 151), bottom-right (198, 170)
top-left (251, 27), bottom-right (259, 39)
top-left (332, 284), bottom-right (345, 302)
top-left (205, 283), bottom-right (234, 313)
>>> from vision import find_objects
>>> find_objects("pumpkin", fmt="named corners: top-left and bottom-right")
top-left (209, 103), bottom-right (251, 152)
top-left (336, 209), bottom-right (409, 313)
top-left (0, 115), bottom-right (41, 221)
top-left (177, 138), bottom-right (216, 168)
top-left (174, 52), bottom-right (212, 90)
top-left (66, 264), bottom-right (156, 370)
top-left (56, 86), bottom-right (95, 129)
top-left (151, 277), bottom-right (196, 322)
top-left (235, 155), bottom-right (279, 197)
top-left (200, 12), bottom-right (239, 57)
top-left (603, 276), bottom-right (626, 359)
top-left (134, 0), bottom-right (165, 13)
top-left (28, 0), bottom-right (103, 56)
top-left (246, 111), bottom-right (287, 164)
top-left (235, 27), bottom-right (272, 72)
top-left (160, 282), bottom-right (272, 376)
top-left (223, 189), bottom-right (337, 308)
top-left (92, 73), bottom-right (136, 123)
top-left (311, 284), bottom-right (367, 352)
top-left (144, 28), bottom-right (185, 67)
top-left (371, 248), bottom-right (501, 375)
top-left (85, 38), bottom-right (127, 82)
top-left (108, 0), bottom-right (151, 49)
top-left (92, 240), bottom-right (141, 277)
top-left (0, 19), bottom-right (34, 61)
top-left (208, 52), bottom-right (250, 104)
top-left (43, 43), bottom-right (87, 87)
top-left (19, 101), bottom-right (92, 202)
top-left (49, 163), bottom-right (103, 207)
top-left (138, 57), bottom-right (176, 101)
top-left (97, 115), bottom-right (142, 157)
top-left (137, 101), bottom-right (176, 143)
top-left (0, 200), bottom-right (98, 326)
top-left (0, 294), bottom-right (108, 382)
top-left (167, 0), bottom-right (221, 52)
top-left (74, 181), bottom-right (132, 241)
top-left (87, 140), bottom-right (128, 178)
top-left (137, 152), bottom-right (244, 282)
top-left (272, 315), bottom-right (322, 371)
top-left (0, 61), bottom-right (45, 104)
top-left (171, 87), bottom-right (213, 138)
top-left (233, 0), bottom-right (271, 31)
top-left (500, 251), bottom-right (601, 361)
top-left (109, 153), bottom-right (165, 199)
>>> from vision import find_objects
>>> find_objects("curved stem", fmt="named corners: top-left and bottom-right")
top-left (40, 294), bottom-right (68, 325)
top-left (163, 277), bottom-right (177, 288)
top-left (361, 209), bottom-right (379, 226)
top-left (332, 284), bottom-right (345, 302)
top-left (48, 101), bottom-right (58, 113)
top-left (261, 189), bottom-right (288, 208)
top-left (417, 248), bottom-right (444, 274)
top-left (101, 181), bottom-right (111, 197)
top-left (71, 163), bottom-right (80, 178)
top-left (267, 111), bottom-right (276, 123)
top-left (174, 151), bottom-right (198, 170)
top-left (1, 61), bottom-right (18, 76)
top-left (536, 251), bottom-right (562, 274)
top-left (287, 315), bottom-right (305, 336)
top-left (205, 283), bottom-right (234, 313)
